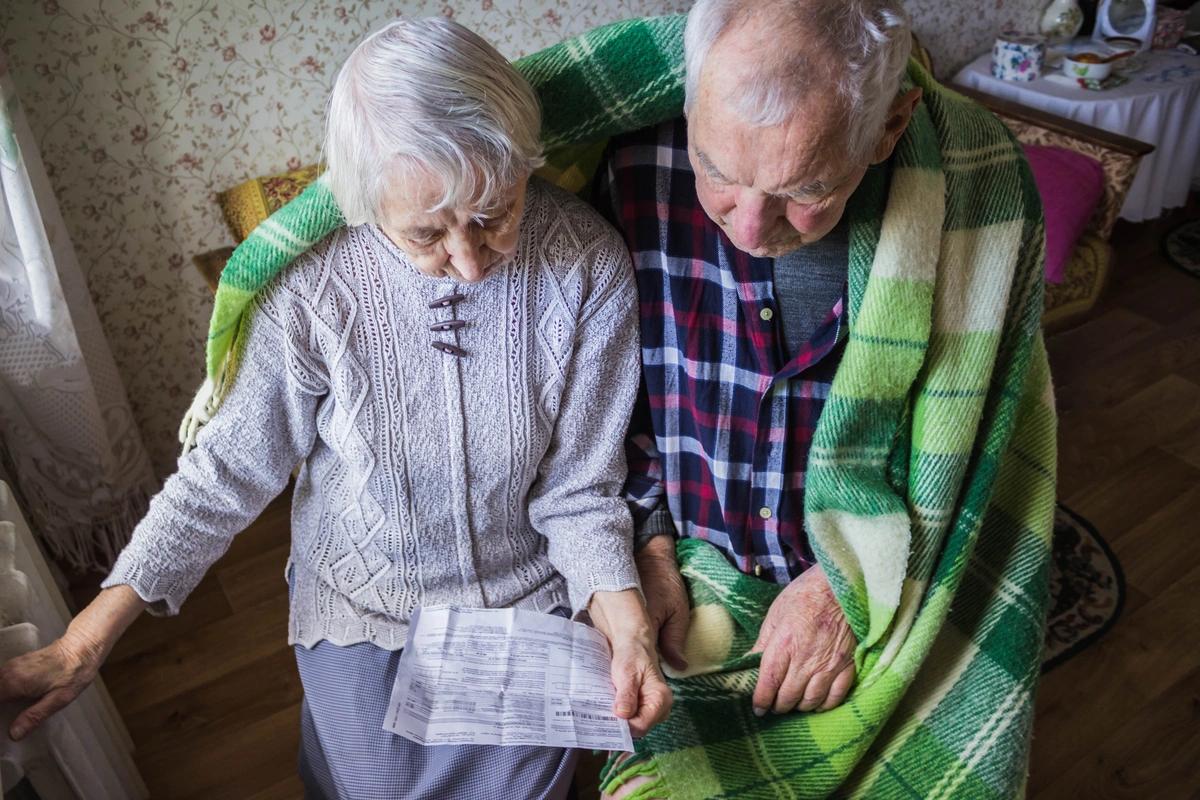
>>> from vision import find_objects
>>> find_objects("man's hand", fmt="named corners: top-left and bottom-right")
top-left (751, 564), bottom-right (856, 715)
top-left (635, 536), bottom-right (690, 672)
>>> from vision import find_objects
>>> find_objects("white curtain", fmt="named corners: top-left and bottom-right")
top-left (0, 53), bottom-right (157, 573)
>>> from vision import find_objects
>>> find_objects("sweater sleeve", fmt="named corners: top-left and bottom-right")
top-left (102, 279), bottom-right (325, 616)
top-left (527, 232), bottom-right (643, 613)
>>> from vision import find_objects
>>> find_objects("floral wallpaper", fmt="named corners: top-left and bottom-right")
top-left (0, 0), bottom-right (1044, 478)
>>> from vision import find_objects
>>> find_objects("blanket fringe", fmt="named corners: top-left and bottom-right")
top-left (178, 355), bottom-right (229, 453)
top-left (599, 753), bottom-right (666, 799)
top-left (599, 750), bottom-right (649, 786)
top-left (614, 779), bottom-right (669, 800)
top-left (178, 377), bottom-right (215, 453)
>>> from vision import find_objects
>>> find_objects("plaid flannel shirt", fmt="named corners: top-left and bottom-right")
top-left (596, 117), bottom-right (848, 585)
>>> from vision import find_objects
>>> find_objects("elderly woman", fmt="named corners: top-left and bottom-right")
top-left (0, 18), bottom-right (670, 800)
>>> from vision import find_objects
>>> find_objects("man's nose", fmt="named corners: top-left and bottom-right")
top-left (445, 230), bottom-right (488, 282)
top-left (730, 191), bottom-right (784, 251)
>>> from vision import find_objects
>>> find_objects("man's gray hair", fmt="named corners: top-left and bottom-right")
top-left (324, 18), bottom-right (544, 227)
top-left (684, 0), bottom-right (912, 164)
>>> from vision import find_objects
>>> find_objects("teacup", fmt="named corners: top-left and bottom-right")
top-left (1062, 52), bottom-right (1113, 80)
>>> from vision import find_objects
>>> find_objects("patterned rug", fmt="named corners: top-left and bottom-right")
top-left (1042, 504), bottom-right (1125, 672)
top-left (1164, 219), bottom-right (1200, 278)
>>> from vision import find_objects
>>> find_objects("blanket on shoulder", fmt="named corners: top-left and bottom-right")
top-left (193, 15), bottom-right (1056, 799)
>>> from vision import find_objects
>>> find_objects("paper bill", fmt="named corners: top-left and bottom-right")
top-left (382, 606), bottom-right (634, 752)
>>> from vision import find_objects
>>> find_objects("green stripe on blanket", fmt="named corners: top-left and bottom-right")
top-left (196, 14), bottom-right (1056, 798)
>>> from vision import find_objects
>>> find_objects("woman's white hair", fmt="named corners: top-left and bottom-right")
top-left (684, 0), bottom-right (912, 164)
top-left (324, 18), bottom-right (544, 227)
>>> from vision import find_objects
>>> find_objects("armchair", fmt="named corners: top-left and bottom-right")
top-left (952, 84), bottom-right (1154, 327)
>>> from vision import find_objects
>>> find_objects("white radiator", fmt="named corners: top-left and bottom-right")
top-left (0, 480), bottom-right (147, 799)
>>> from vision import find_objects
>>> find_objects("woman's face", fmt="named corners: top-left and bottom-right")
top-left (378, 171), bottom-right (529, 283)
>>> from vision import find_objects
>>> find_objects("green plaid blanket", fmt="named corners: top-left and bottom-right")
top-left (191, 15), bottom-right (1057, 798)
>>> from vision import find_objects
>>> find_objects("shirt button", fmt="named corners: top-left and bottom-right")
top-left (758, 507), bottom-right (772, 520)
top-left (754, 564), bottom-right (764, 577)
top-left (760, 307), bottom-right (774, 322)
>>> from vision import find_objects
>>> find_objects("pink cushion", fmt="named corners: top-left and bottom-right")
top-left (1022, 144), bottom-right (1105, 283)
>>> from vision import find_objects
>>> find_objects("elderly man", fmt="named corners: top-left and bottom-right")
top-left (594, 1), bottom-right (1054, 797)
top-left (601, 0), bottom-right (919, 717)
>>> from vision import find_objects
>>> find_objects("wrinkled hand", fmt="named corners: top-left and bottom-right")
top-left (589, 588), bottom-right (674, 738)
top-left (607, 630), bottom-right (673, 738)
top-left (0, 585), bottom-right (145, 741)
top-left (0, 632), bottom-right (104, 741)
top-left (635, 536), bottom-right (690, 672)
top-left (751, 564), bottom-right (856, 715)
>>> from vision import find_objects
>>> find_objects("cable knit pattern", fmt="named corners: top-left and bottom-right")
top-left (103, 179), bottom-right (641, 649)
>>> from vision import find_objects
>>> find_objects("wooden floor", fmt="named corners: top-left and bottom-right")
top-left (85, 204), bottom-right (1200, 799)
top-left (1027, 204), bottom-right (1200, 800)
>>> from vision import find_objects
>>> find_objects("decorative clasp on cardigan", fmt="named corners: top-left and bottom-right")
top-left (430, 292), bottom-right (466, 356)
top-left (428, 293), bottom-right (465, 309)
top-left (431, 342), bottom-right (467, 357)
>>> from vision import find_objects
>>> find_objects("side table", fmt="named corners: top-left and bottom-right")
top-left (953, 47), bottom-right (1200, 222)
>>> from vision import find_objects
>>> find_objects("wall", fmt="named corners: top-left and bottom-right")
top-left (0, 0), bottom-right (1044, 477)
top-left (908, 0), bottom-right (1047, 73)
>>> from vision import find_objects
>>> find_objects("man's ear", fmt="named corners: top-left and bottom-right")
top-left (871, 87), bottom-right (923, 164)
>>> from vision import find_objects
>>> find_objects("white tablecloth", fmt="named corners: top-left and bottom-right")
top-left (954, 48), bottom-right (1200, 222)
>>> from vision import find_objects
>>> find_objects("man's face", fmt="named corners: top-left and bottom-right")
top-left (687, 29), bottom-right (870, 258)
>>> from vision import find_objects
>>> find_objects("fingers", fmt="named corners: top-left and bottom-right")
top-left (609, 645), bottom-right (674, 737)
top-left (797, 669), bottom-right (834, 712)
top-left (753, 639), bottom-right (855, 715)
top-left (818, 665), bottom-right (856, 712)
top-left (657, 605), bottom-right (690, 672)
top-left (772, 663), bottom-right (809, 715)
top-left (625, 672), bottom-right (673, 738)
top-left (612, 666), bottom-right (639, 720)
top-left (11, 686), bottom-right (77, 741)
top-left (751, 645), bottom-right (786, 716)
top-left (0, 642), bottom-right (98, 741)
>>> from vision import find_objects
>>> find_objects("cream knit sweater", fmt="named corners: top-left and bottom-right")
top-left (104, 179), bottom-right (642, 649)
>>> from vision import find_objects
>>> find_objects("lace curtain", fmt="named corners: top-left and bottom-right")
top-left (0, 54), bottom-right (157, 573)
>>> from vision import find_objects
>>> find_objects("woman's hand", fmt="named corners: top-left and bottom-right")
top-left (0, 585), bottom-right (147, 740)
top-left (0, 634), bottom-right (103, 740)
top-left (588, 588), bottom-right (673, 738)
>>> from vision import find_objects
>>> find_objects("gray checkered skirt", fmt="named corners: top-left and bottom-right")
top-left (294, 639), bottom-right (579, 800)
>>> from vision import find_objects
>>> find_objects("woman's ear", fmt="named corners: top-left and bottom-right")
top-left (871, 87), bottom-right (923, 164)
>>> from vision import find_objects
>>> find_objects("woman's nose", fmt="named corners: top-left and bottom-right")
top-left (730, 191), bottom-right (784, 252)
top-left (444, 230), bottom-right (489, 282)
